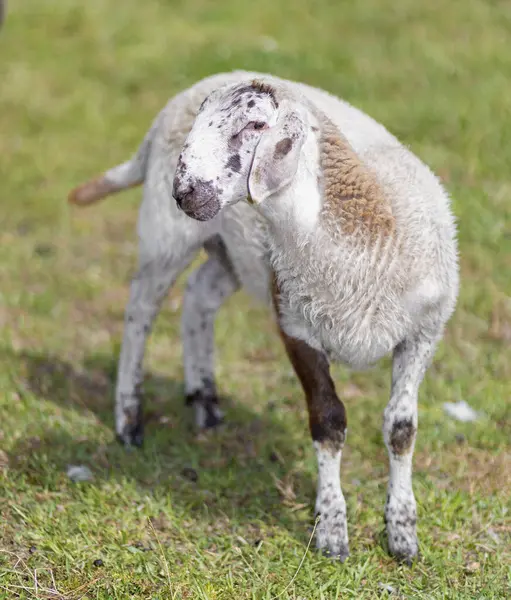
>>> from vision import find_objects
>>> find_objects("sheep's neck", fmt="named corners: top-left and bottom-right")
top-left (317, 116), bottom-right (395, 242)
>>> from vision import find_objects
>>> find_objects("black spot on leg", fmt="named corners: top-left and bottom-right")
top-left (127, 316), bottom-right (134, 323)
top-left (225, 153), bottom-right (241, 173)
top-left (395, 516), bottom-right (417, 529)
top-left (185, 377), bottom-right (223, 428)
top-left (117, 401), bottom-right (144, 447)
top-left (247, 99), bottom-right (255, 108)
top-left (390, 419), bottom-right (416, 455)
top-left (321, 496), bottom-right (333, 508)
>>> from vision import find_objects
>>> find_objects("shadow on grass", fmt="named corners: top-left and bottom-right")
top-left (9, 349), bottom-right (314, 531)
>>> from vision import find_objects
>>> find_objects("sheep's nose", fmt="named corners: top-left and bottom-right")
top-left (172, 178), bottom-right (221, 222)
top-left (173, 183), bottom-right (194, 209)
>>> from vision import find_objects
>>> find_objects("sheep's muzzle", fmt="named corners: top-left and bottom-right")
top-left (172, 177), bottom-right (221, 221)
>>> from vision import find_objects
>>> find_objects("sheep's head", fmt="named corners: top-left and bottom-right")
top-left (172, 80), bottom-right (309, 221)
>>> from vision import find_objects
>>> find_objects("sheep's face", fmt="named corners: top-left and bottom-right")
top-left (172, 80), bottom-right (308, 221)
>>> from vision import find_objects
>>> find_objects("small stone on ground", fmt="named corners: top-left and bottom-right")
top-left (66, 465), bottom-right (94, 482)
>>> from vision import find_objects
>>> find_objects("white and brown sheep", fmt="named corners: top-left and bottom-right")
top-left (69, 71), bottom-right (459, 564)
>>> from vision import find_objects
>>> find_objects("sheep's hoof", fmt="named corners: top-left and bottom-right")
top-left (320, 546), bottom-right (350, 563)
top-left (385, 500), bottom-right (418, 565)
top-left (386, 529), bottom-right (419, 565)
top-left (314, 505), bottom-right (349, 564)
top-left (116, 421), bottom-right (144, 448)
top-left (392, 550), bottom-right (420, 567)
top-left (186, 390), bottom-right (224, 429)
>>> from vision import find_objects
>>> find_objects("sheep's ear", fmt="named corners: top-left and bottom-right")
top-left (248, 104), bottom-right (306, 204)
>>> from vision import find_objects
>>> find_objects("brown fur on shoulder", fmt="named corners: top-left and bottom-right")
top-left (318, 117), bottom-right (395, 241)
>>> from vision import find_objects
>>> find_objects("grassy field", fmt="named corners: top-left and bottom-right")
top-left (1, 0), bottom-right (510, 598)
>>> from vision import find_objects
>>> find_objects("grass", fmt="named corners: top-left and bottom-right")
top-left (0, 0), bottom-right (510, 597)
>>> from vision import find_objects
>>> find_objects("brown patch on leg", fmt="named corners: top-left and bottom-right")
top-left (271, 275), bottom-right (346, 450)
top-left (390, 418), bottom-right (416, 455)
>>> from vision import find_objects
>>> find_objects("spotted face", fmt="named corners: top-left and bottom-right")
top-left (172, 81), bottom-right (307, 221)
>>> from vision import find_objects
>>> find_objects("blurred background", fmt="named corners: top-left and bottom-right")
top-left (0, 1), bottom-right (510, 597)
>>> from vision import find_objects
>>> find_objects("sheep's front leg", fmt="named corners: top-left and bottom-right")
top-left (182, 239), bottom-right (240, 428)
top-left (278, 329), bottom-right (349, 561)
top-left (115, 252), bottom-right (198, 446)
top-left (383, 332), bottom-right (439, 563)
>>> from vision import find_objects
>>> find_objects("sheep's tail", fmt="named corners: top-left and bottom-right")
top-left (68, 115), bottom-right (159, 206)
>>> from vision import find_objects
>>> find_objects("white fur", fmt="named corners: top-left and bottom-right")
top-left (314, 442), bottom-right (349, 561)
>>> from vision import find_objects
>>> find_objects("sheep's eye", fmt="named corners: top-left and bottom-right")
top-left (245, 121), bottom-right (267, 131)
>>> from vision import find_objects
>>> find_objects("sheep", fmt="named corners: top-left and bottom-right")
top-left (68, 71), bottom-right (459, 564)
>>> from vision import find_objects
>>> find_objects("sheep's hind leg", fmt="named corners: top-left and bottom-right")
top-left (115, 250), bottom-right (199, 447)
top-left (383, 330), bottom-right (440, 563)
top-left (181, 237), bottom-right (240, 429)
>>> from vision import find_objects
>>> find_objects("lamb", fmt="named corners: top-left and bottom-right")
top-left (68, 71), bottom-right (459, 564)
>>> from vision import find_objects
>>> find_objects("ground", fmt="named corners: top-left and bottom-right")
top-left (0, 0), bottom-right (510, 598)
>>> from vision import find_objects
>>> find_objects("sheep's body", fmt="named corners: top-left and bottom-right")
top-left (69, 70), bottom-right (458, 565)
